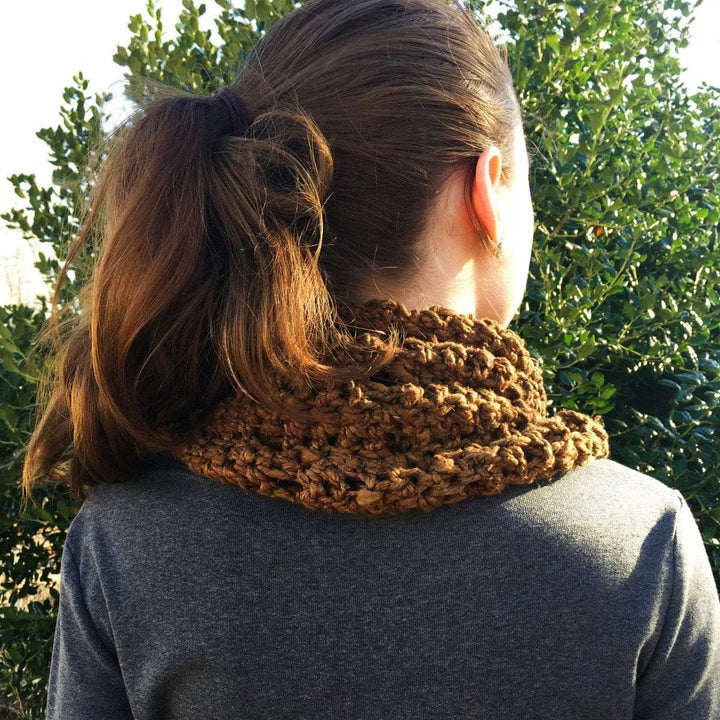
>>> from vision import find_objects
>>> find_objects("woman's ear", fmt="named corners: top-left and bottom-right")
top-left (471, 146), bottom-right (503, 247)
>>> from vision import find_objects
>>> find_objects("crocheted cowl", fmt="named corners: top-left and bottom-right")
top-left (172, 300), bottom-right (610, 516)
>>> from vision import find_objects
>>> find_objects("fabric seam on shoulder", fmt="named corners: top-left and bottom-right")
top-left (638, 490), bottom-right (683, 681)
top-left (660, 490), bottom-right (683, 640)
top-left (62, 542), bottom-right (119, 660)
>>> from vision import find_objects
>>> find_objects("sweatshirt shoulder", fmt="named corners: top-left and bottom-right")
top-left (517, 457), bottom-right (683, 522)
top-left (64, 455), bottom-right (240, 550)
top-left (561, 457), bottom-right (677, 495)
top-left (573, 457), bottom-right (682, 510)
top-left (477, 458), bottom-right (686, 564)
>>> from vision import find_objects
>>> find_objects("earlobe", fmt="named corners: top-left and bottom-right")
top-left (471, 146), bottom-right (503, 247)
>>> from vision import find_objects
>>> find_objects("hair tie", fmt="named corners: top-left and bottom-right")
top-left (211, 86), bottom-right (251, 137)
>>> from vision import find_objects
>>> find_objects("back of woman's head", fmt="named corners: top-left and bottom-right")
top-left (22, 0), bottom-right (522, 503)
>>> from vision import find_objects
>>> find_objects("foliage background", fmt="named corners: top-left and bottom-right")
top-left (1, 0), bottom-right (718, 715)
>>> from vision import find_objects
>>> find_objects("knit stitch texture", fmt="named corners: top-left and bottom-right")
top-left (173, 300), bottom-right (610, 515)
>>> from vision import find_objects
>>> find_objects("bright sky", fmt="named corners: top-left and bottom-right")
top-left (1, 0), bottom-right (718, 306)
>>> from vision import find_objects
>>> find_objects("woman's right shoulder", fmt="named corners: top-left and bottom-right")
top-left (480, 457), bottom-right (696, 595)
top-left (557, 456), bottom-right (680, 498)
top-left (517, 456), bottom-right (685, 530)
top-left (552, 460), bottom-right (720, 716)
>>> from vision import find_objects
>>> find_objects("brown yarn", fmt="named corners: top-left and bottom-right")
top-left (172, 300), bottom-right (610, 516)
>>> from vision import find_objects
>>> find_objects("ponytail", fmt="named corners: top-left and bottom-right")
top-left (21, 83), bottom-right (390, 505)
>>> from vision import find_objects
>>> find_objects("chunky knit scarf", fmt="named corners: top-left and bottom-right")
top-left (173, 300), bottom-right (609, 516)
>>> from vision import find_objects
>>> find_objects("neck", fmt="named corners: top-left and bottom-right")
top-left (353, 232), bottom-right (517, 327)
top-left (354, 242), bottom-right (481, 319)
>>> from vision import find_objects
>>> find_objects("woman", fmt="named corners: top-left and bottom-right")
top-left (23, 0), bottom-right (719, 717)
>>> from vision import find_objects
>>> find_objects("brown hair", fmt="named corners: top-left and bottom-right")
top-left (21, 0), bottom-right (521, 505)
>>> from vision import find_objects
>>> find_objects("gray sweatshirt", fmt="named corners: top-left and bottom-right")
top-left (46, 455), bottom-right (720, 719)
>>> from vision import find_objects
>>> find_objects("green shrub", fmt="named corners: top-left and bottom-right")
top-left (498, 0), bottom-right (720, 575)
